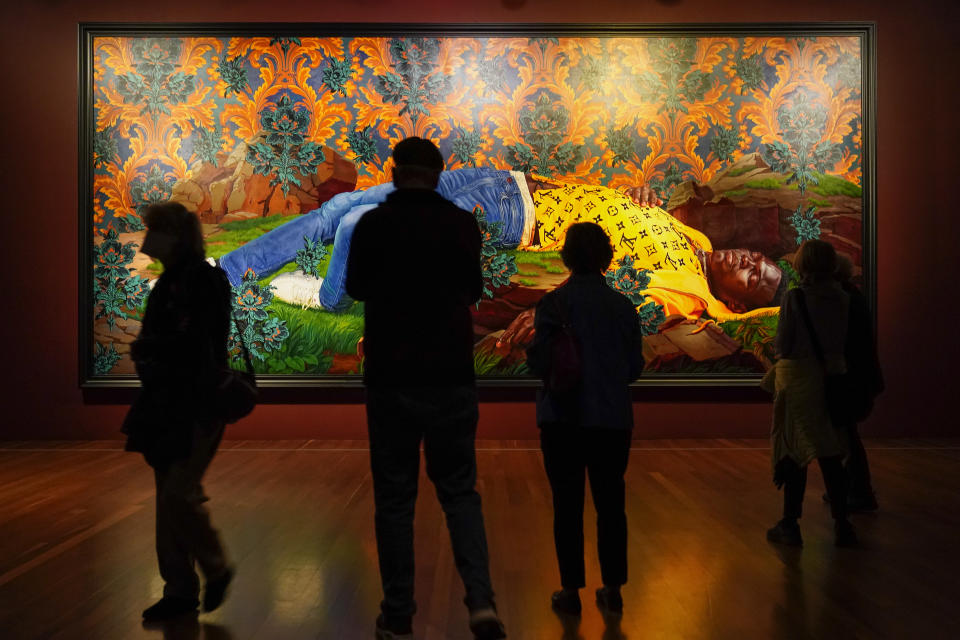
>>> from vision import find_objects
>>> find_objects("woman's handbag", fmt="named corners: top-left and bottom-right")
top-left (547, 295), bottom-right (583, 394)
top-left (794, 289), bottom-right (868, 426)
top-left (214, 323), bottom-right (258, 424)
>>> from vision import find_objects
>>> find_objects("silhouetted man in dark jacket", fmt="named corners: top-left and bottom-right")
top-left (346, 137), bottom-right (506, 640)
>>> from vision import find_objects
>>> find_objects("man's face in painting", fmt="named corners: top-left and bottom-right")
top-left (707, 249), bottom-right (783, 313)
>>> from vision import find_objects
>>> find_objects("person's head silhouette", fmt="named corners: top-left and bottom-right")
top-left (140, 201), bottom-right (205, 267)
top-left (391, 137), bottom-right (444, 190)
top-left (561, 222), bottom-right (614, 275)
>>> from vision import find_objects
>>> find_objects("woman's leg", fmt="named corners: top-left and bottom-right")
top-left (540, 423), bottom-right (587, 590)
top-left (819, 455), bottom-right (858, 546)
top-left (586, 428), bottom-right (631, 589)
top-left (781, 457), bottom-right (808, 523)
top-left (818, 455), bottom-right (849, 522)
top-left (768, 457), bottom-right (806, 546)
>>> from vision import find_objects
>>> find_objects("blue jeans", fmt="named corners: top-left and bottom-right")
top-left (218, 168), bottom-right (528, 311)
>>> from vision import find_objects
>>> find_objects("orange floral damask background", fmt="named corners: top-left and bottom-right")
top-left (91, 34), bottom-right (862, 234)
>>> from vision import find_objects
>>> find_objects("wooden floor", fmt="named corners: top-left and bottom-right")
top-left (1, 439), bottom-right (959, 640)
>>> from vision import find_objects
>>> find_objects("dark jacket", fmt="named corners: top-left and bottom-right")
top-left (526, 273), bottom-right (644, 429)
top-left (345, 188), bottom-right (483, 388)
top-left (841, 281), bottom-right (885, 412)
top-left (123, 258), bottom-right (232, 466)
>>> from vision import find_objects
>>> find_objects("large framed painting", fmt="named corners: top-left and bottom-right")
top-left (80, 23), bottom-right (876, 387)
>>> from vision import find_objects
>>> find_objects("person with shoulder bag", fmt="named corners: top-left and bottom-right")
top-left (526, 222), bottom-right (645, 619)
top-left (122, 201), bottom-right (235, 622)
top-left (762, 239), bottom-right (857, 548)
top-left (830, 255), bottom-right (884, 511)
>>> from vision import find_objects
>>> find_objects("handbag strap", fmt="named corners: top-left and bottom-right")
top-left (793, 288), bottom-right (827, 367)
top-left (551, 290), bottom-right (572, 328)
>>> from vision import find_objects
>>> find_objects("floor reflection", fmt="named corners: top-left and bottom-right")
top-left (769, 544), bottom-right (808, 640)
top-left (142, 618), bottom-right (234, 640)
top-left (553, 610), bottom-right (584, 640)
top-left (600, 612), bottom-right (627, 640)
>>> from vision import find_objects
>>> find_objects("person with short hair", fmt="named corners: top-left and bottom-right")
top-left (346, 137), bottom-right (506, 640)
top-left (832, 254), bottom-right (884, 511)
top-left (525, 222), bottom-right (645, 619)
top-left (763, 239), bottom-right (857, 548)
top-left (122, 201), bottom-right (235, 621)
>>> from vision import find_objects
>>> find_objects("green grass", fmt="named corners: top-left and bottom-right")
top-left (518, 279), bottom-right (536, 287)
top-left (744, 177), bottom-right (789, 190)
top-left (269, 300), bottom-right (365, 356)
top-left (506, 249), bottom-right (568, 275)
top-left (474, 351), bottom-right (531, 376)
top-left (723, 189), bottom-right (748, 198)
top-left (741, 173), bottom-right (860, 198)
top-left (508, 249), bottom-right (563, 266)
top-left (205, 213), bottom-right (302, 260)
top-left (726, 166), bottom-right (755, 177)
top-left (807, 198), bottom-right (833, 209)
top-left (246, 299), bottom-right (364, 375)
top-left (719, 313), bottom-right (779, 364)
top-left (809, 172), bottom-right (862, 198)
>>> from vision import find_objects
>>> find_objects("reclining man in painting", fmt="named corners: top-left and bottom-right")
top-left (216, 167), bottom-right (787, 330)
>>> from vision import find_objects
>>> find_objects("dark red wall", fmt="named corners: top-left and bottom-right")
top-left (2, 0), bottom-right (957, 440)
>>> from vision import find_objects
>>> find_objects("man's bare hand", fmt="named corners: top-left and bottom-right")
top-left (623, 184), bottom-right (664, 208)
top-left (496, 308), bottom-right (536, 350)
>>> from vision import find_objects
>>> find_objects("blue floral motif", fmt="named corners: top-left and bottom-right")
top-left (116, 38), bottom-right (195, 122)
top-left (474, 205), bottom-right (518, 299)
top-left (229, 269), bottom-right (290, 361)
top-left (790, 204), bottom-right (821, 244)
top-left (93, 342), bottom-right (122, 375)
top-left (322, 57), bottom-right (353, 95)
top-left (346, 125), bottom-right (378, 165)
top-left (217, 55), bottom-right (249, 97)
top-left (295, 236), bottom-right (328, 277)
top-left (130, 164), bottom-right (173, 215)
top-left (761, 91), bottom-right (841, 196)
top-left (93, 229), bottom-right (149, 331)
top-left (376, 38), bottom-right (451, 120)
top-left (604, 255), bottom-right (666, 336)
top-left (507, 94), bottom-right (583, 176)
top-left (247, 94), bottom-right (325, 197)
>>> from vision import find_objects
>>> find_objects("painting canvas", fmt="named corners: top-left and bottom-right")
top-left (80, 24), bottom-right (874, 386)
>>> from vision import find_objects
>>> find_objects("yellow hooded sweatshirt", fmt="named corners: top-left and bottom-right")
top-left (526, 180), bottom-right (778, 323)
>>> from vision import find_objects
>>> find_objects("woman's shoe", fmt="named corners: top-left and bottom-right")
top-left (550, 589), bottom-right (582, 616)
top-left (766, 518), bottom-right (803, 546)
top-left (595, 586), bottom-right (623, 615)
top-left (834, 520), bottom-right (859, 547)
top-left (141, 596), bottom-right (199, 622)
top-left (375, 613), bottom-right (413, 640)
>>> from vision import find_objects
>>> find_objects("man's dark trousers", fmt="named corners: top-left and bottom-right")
top-left (366, 384), bottom-right (495, 621)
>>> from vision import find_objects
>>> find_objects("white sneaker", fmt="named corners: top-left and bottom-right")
top-left (270, 270), bottom-right (324, 309)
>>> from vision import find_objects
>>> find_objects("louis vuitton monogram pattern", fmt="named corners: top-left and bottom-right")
top-left (532, 184), bottom-right (705, 279)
